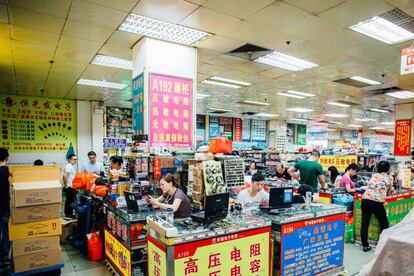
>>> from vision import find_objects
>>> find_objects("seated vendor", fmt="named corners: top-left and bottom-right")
top-left (275, 162), bottom-right (291, 181)
top-left (236, 173), bottom-right (269, 210)
top-left (146, 174), bottom-right (192, 218)
top-left (110, 155), bottom-right (123, 172)
top-left (246, 162), bottom-right (258, 175)
top-left (340, 163), bottom-right (358, 193)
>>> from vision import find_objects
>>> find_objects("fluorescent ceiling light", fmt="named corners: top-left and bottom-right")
top-left (328, 121), bottom-right (342, 124)
top-left (380, 121), bottom-right (395, 125)
top-left (196, 93), bottom-right (210, 99)
top-left (349, 16), bottom-right (414, 45)
top-left (290, 118), bottom-right (308, 121)
top-left (356, 118), bottom-right (377, 122)
top-left (91, 54), bottom-right (132, 70)
top-left (119, 14), bottom-right (209, 45)
top-left (385, 90), bottom-right (414, 99)
top-left (350, 76), bottom-right (381, 85)
top-left (201, 80), bottom-right (241, 89)
top-left (208, 108), bottom-right (233, 112)
top-left (348, 124), bottom-right (362, 128)
top-left (210, 76), bottom-right (251, 87)
top-left (370, 108), bottom-right (389, 113)
top-left (255, 51), bottom-right (318, 72)
top-left (287, 107), bottom-right (314, 113)
top-left (370, 126), bottom-right (385, 130)
top-left (238, 100), bottom-right (270, 106)
top-left (328, 101), bottom-right (351, 107)
top-left (326, 113), bottom-right (349, 118)
top-left (77, 79), bottom-right (128, 89)
top-left (256, 113), bottom-right (279, 117)
top-left (286, 90), bottom-right (315, 97)
top-left (278, 92), bottom-right (305, 99)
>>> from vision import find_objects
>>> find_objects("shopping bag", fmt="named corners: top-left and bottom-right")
top-left (87, 231), bottom-right (103, 261)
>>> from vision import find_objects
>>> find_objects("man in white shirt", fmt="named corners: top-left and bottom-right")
top-left (237, 173), bottom-right (269, 210)
top-left (81, 151), bottom-right (104, 175)
top-left (63, 154), bottom-right (77, 217)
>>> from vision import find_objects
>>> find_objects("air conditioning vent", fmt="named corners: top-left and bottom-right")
top-left (227, 43), bottom-right (272, 61)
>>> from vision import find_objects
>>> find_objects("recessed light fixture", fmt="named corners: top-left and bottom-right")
top-left (119, 14), bottom-right (209, 45)
top-left (278, 90), bottom-right (315, 99)
top-left (196, 93), bottom-right (210, 99)
top-left (370, 108), bottom-right (389, 113)
top-left (256, 113), bottom-right (279, 117)
top-left (77, 79), bottom-right (128, 89)
top-left (370, 126), bottom-right (386, 130)
top-left (356, 118), bottom-right (377, 122)
top-left (208, 107), bottom-right (233, 112)
top-left (91, 54), bottom-right (133, 70)
top-left (348, 124), bottom-right (363, 128)
top-left (328, 102), bottom-right (351, 107)
top-left (350, 76), bottom-right (381, 85)
top-left (287, 107), bottom-right (314, 113)
top-left (237, 100), bottom-right (270, 106)
top-left (326, 113), bottom-right (349, 118)
top-left (380, 121), bottom-right (395, 125)
top-left (201, 80), bottom-right (241, 89)
top-left (349, 16), bottom-right (414, 45)
top-left (278, 92), bottom-right (305, 99)
top-left (255, 51), bottom-right (318, 71)
top-left (385, 90), bottom-right (414, 99)
top-left (210, 76), bottom-right (251, 87)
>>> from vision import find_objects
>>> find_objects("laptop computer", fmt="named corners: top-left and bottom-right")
top-left (260, 187), bottom-right (293, 210)
top-left (191, 193), bottom-right (230, 223)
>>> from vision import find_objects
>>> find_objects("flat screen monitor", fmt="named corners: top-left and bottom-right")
top-left (269, 187), bottom-right (293, 209)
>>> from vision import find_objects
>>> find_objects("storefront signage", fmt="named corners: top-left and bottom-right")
top-left (149, 73), bottom-right (193, 147)
top-left (281, 214), bottom-right (345, 276)
top-left (319, 155), bottom-right (357, 172)
top-left (104, 229), bottom-right (131, 275)
top-left (0, 95), bottom-right (77, 152)
top-left (173, 228), bottom-right (270, 275)
top-left (242, 119), bottom-right (251, 142)
top-left (233, 118), bottom-right (242, 142)
top-left (251, 119), bottom-right (266, 142)
top-left (220, 117), bottom-right (233, 140)
top-left (132, 74), bottom-right (144, 134)
top-left (103, 138), bottom-right (127, 149)
top-left (400, 47), bottom-right (414, 75)
top-left (148, 235), bottom-right (167, 276)
top-left (209, 116), bottom-right (220, 140)
top-left (297, 124), bottom-right (307, 145)
top-left (394, 119), bottom-right (411, 156)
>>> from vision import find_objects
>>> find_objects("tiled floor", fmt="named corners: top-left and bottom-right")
top-left (60, 243), bottom-right (375, 276)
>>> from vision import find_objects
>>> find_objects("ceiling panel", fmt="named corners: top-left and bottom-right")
top-left (85, 0), bottom-right (140, 12)
top-left (8, 7), bottom-right (66, 34)
top-left (69, 0), bottom-right (128, 29)
top-left (12, 40), bottom-right (55, 59)
top-left (54, 47), bottom-right (96, 63)
top-left (234, 61), bottom-right (271, 74)
top-left (284, 0), bottom-right (347, 15)
top-left (0, 4), bottom-right (8, 23)
top-left (48, 62), bottom-right (88, 80)
top-left (206, 54), bottom-right (247, 69)
top-left (62, 19), bottom-right (114, 43)
top-left (43, 78), bottom-right (74, 98)
top-left (11, 25), bottom-right (60, 46)
top-left (7, 0), bottom-right (71, 18)
top-left (0, 23), bottom-right (10, 39)
top-left (203, 0), bottom-right (276, 19)
top-left (194, 35), bottom-right (244, 54)
top-left (57, 35), bottom-right (102, 52)
top-left (197, 48), bottom-right (221, 63)
top-left (180, 7), bottom-right (241, 34)
top-left (105, 30), bottom-right (142, 47)
top-left (218, 21), bottom-right (281, 45)
top-left (110, 69), bottom-right (132, 83)
top-left (80, 64), bottom-right (121, 80)
top-left (258, 68), bottom-right (288, 79)
top-left (132, 0), bottom-right (199, 24)
top-left (198, 62), bottom-right (233, 76)
top-left (99, 43), bottom-right (132, 60)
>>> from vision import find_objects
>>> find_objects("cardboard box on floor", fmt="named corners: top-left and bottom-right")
top-left (12, 236), bottom-right (60, 257)
top-left (11, 180), bottom-right (62, 207)
top-left (9, 218), bottom-right (61, 241)
top-left (11, 203), bottom-right (61, 224)
top-left (9, 166), bottom-right (61, 182)
top-left (13, 249), bottom-right (61, 273)
top-left (61, 218), bottom-right (77, 244)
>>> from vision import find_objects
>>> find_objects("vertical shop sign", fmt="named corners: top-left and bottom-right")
top-left (394, 119), bottom-right (411, 156)
top-left (296, 124), bottom-right (307, 145)
top-left (251, 119), bottom-right (266, 142)
top-left (400, 47), bottom-right (414, 75)
top-left (281, 214), bottom-right (345, 276)
top-left (148, 235), bottom-right (167, 276)
top-left (242, 119), bottom-right (251, 142)
top-left (286, 123), bottom-right (295, 144)
top-left (196, 115), bottom-right (205, 141)
top-left (219, 117), bottom-right (233, 140)
top-left (104, 229), bottom-right (131, 275)
top-left (209, 116), bottom-right (220, 140)
top-left (233, 118), bottom-right (242, 142)
top-left (0, 95), bottom-right (77, 152)
top-left (149, 73), bottom-right (193, 147)
top-left (132, 74), bottom-right (144, 134)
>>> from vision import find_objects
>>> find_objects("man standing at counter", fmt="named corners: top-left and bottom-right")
top-left (81, 151), bottom-right (104, 175)
top-left (288, 150), bottom-right (327, 193)
top-left (237, 173), bottom-right (269, 210)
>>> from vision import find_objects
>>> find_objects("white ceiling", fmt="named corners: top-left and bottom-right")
top-left (1, 0), bottom-right (414, 130)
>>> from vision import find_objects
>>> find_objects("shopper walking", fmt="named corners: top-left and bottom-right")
top-left (81, 151), bottom-right (104, 175)
top-left (64, 154), bottom-right (77, 217)
top-left (360, 161), bottom-right (392, 252)
top-left (0, 148), bottom-right (10, 267)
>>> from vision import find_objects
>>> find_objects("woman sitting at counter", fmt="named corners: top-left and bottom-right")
top-left (146, 173), bottom-right (192, 218)
top-left (340, 163), bottom-right (358, 193)
top-left (328, 166), bottom-right (342, 188)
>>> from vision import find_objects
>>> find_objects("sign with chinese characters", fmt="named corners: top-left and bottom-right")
top-left (132, 74), bottom-right (144, 134)
top-left (174, 228), bottom-right (270, 276)
top-left (219, 117), bottom-right (233, 140)
top-left (242, 119), bottom-right (251, 142)
top-left (0, 95), bottom-right (77, 152)
top-left (149, 73), bottom-right (193, 147)
top-left (354, 192), bottom-right (414, 241)
top-left (401, 47), bottom-right (414, 75)
top-left (319, 155), bottom-right (357, 172)
top-left (296, 124), bottom-right (307, 145)
top-left (209, 116), bottom-right (220, 140)
top-left (103, 138), bottom-right (127, 149)
top-left (281, 214), bottom-right (345, 276)
top-left (148, 235), bottom-right (167, 276)
top-left (104, 229), bottom-right (131, 276)
top-left (251, 119), bottom-right (266, 142)
top-left (394, 119), bottom-right (411, 156)
top-left (233, 118), bottom-right (242, 142)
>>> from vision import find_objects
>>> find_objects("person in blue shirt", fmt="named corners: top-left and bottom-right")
top-left (81, 151), bottom-right (104, 174)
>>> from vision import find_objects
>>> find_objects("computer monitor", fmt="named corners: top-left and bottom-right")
top-left (124, 191), bottom-right (139, 212)
top-left (269, 187), bottom-right (293, 209)
top-left (191, 193), bottom-right (230, 222)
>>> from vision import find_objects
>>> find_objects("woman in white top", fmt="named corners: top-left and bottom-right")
top-left (328, 166), bottom-right (342, 188)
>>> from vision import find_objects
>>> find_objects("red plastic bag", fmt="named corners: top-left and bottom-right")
top-left (72, 173), bottom-right (86, 189)
top-left (87, 232), bottom-right (103, 261)
top-left (93, 185), bottom-right (108, 197)
top-left (209, 137), bottom-right (232, 154)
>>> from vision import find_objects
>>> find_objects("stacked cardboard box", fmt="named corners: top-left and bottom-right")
top-left (192, 163), bottom-right (204, 210)
top-left (9, 166), bottom-right (62, 273)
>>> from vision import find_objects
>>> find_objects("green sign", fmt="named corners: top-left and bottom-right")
top-left (0, 95), bottom-right (77, 152)
top-left (296, 124), bottom-right (307, 145)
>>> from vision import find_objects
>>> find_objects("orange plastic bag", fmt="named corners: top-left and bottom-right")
top-left (209, 137), bottom-right (232, 154)
top-left (85, 174), bottom-right (96, 191)
top-left (93, 185), bottom-right (108, 197)
top-left (72, 173), bottom-right (87, 189)
top-left (87, 232), bottom-right (103, 261)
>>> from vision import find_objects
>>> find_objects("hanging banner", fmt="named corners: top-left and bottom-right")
top-left (132, 73), bottom-right (144, 134)
top-left (0, 95), bottom-right (77, 152)
top-left (319, 155), bottom-right (358, 172)
top-left (394, 119), bottom-right (411, 156)
top-left (400, 47), bottom-right (414, 75)
top-left (296, 124), bottom-right (307, 145)
top-left (149, 73), bottom-right (193, 147)
top-left (233, 118), bottom-right (242, 142)
top-left (104, 229), bottom-right (132, 276)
